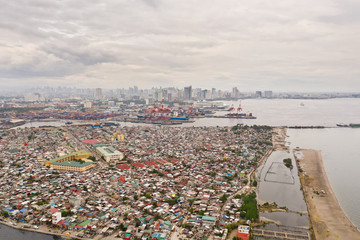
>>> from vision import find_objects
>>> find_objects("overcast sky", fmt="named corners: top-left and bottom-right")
top-left (0, 0), bottom-right (359, 91)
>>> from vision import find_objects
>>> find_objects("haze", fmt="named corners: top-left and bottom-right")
top-left (0, 0), bottom-right (360, 91)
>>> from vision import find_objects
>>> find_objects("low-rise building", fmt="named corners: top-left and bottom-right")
top-left (95, 145), bottom-right (124, 162)
top-left (45, 150), bottom-right (96, 172)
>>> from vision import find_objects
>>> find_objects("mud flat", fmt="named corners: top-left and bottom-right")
top-left (296, 149), bottom-right (360, 240)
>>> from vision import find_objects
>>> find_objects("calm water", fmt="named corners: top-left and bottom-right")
top-left (256, 150), bottom-right (309, 228)
top-left (257, 151), bottom-right (307, 212)
top-left (260, 212), bottom-right (309, 228)
top-left (15, 98), bottom-right (360, 128)
top-left (181, 98), bottom-right (360, 127)
top-left (0, 223), bottom-right (65, 240)
top-left (287, 128), bottom-right (360, 230)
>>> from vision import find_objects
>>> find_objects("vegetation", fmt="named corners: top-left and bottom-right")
top-left (283, 158), bottom-right (293, 169)
top-left (61, 209), bottom-right (73, 217)
top-left (36, 200), bottom-right (48, 206)
top-left (225, 221), bottom-right (245, 231)
top-left (1, 211), bottom-right (9, 218)
top-left (220, 194), bottom-right (227, 203)
top-left (73, 158), bottom-right (86, 164)
top-left (166, 198), bottom-right (179, 206)
top-left (252, 179), bottom-right (258, 187)
top-left (240, 192), bottom-right (258, 221)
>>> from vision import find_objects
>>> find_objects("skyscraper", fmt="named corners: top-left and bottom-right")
top-left (232, 87), bottom-right (239, 98)
top-left (95, 88), bottom-right (102, 99)
top-left (184, 86), bottom-right (192, 100)
top-left (264, 91), bottom-right (273, 98)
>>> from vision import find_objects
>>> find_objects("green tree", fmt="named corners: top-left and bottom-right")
top-left (220, 194), bottom-right (227, 203)
top-left (252, 180), bottom-right (258, 187)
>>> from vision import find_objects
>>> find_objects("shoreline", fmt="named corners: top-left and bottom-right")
top-left (0, 219), bottom-right (86, 240)
top-left (295, 149), bottom-right (360, 240)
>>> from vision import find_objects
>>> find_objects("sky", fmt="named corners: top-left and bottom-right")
top-left (0, 0), bottom-right (359, 91)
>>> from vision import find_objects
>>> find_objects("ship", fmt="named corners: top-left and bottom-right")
top-left (225, 112), bottom-right (256, 119)
top-left (223, 103), bottom-right (256, 119)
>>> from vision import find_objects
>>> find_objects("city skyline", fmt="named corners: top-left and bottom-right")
top-left (1, 1), bottom-right (360, 91)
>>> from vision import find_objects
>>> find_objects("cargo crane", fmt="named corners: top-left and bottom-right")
top-left (237, 103), bottom-right (242, 112)
top-left (228, 105), bottom-right (235, 112)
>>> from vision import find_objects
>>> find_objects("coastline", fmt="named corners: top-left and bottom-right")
top-left (0, 219), bottom-right (85, 240)
top-left (295, 149), bottom-right (360, 240)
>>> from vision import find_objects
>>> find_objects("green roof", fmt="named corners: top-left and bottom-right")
top-left (79, 219), bottom-right (91, 226)
top-left (202, 216), bottom-right (216, 222)
top-left (50, 150), bottom-right (91, 163)
top-left (7, 148), bottom-right (19, 153)
top-left (51, 161), bottom-right (93, 167)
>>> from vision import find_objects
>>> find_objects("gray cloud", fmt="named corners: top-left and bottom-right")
top-left (0, 0), bottom-right (359, 91)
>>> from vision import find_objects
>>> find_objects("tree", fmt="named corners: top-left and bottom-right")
top-left (135, 218), bottom-right (141, 227)
top-left (252, 180), bottom-right (258, 187)
top-left (1, 211), bottom-right (9, 218)
top-left (119, 223), bottom-right (125, 231)
top-left (283, 158), bottom-right (293, 169)
top-left (220, 194), bottom-right (227, 203)
top-left (154, 214), bottom-right (161, 220)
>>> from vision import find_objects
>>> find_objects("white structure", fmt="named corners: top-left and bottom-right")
top-left (84, 101), bottom-right (92, 108)
top-left (96, 145), bottom-right (124, 162)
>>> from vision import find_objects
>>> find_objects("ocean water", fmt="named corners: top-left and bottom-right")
top-left (287, 128), bottom-right (360, 229)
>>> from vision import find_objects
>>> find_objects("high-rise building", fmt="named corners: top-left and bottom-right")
top-left (156, 89), bottom-right (164, 102)
top-left (264, 91), bottom-right (273, 98)
top-left (184, 86), bottom-right (192, 100)
top-left (232, 87), bottom-right (239, 98)
top-left (95, 88), bottom-right (102, 99)
top-left (255, 91), bottom-right (262, 98)
top-left (211, 88), bottom-right (216, 99)
top-left (200, 89), bottom-right (207, 99)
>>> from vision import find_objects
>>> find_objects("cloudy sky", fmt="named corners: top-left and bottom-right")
top-left (0, 0), bottom-right (359, 91)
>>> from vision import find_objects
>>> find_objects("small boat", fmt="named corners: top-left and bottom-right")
top-left (65, 121), bottom-right (73, 125)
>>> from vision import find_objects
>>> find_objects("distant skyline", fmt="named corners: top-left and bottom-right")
top-left (1, 0), bottom-right (360, 91)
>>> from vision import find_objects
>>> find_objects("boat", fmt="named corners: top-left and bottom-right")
top-left (224, 113), bottom-right (256, 119)
top-left (350, 123), bottom-right (360, 128)
top-left (170, 116), bottom-right (190, 121)
top-left (336, 123), bottom-right (349, 127)
top-left (65, 121), bottom-right (73, 125)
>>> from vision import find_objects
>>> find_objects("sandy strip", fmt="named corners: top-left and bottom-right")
top-left (296, 149), bottom-right (360, 240)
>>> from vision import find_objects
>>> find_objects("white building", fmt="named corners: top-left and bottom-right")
top-left (96, 145), bottom-right (124, 162)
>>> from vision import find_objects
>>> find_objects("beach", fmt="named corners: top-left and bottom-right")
top-left (296, 149), bottom-right (360, 239)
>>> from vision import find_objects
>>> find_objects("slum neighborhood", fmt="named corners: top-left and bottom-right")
top-left (0, 124), bottom-right (273, 239)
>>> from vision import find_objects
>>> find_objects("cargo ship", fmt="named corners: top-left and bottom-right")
top-left (224, 112), bottom-right (256, 119)
top-left (215, 103), bottom-right (256, 119)
top-left (336, 123), bottom-right (360, 128)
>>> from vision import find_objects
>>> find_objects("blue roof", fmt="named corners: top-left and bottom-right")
top-left (20, 208), bottom-right (27, 213)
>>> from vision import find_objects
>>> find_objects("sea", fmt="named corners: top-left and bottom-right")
top-left (5, 97), bottom-right (360, 238)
